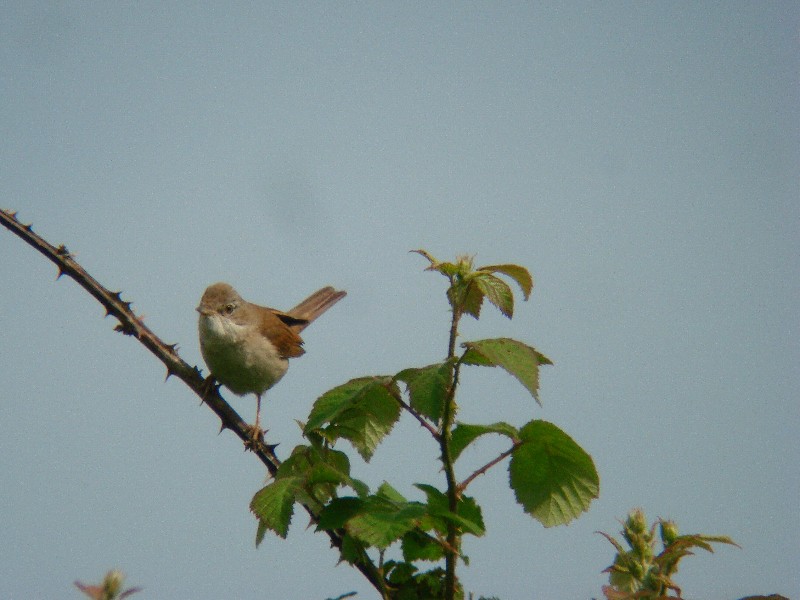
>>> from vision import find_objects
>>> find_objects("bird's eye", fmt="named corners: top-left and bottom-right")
top-left (223, 303), bottom-right (236, 315)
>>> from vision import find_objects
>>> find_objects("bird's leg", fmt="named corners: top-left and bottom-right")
top-left (245, 393), bottom-right (265, 449)
top-left (254, 393), bottom-right (263, 434)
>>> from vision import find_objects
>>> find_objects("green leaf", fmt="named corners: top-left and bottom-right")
top-left (305, 377), bottom-right (402, 461)
top-left (255, 519), bottom-right (268, 547)
top-left (462, 338), bottom-right (553, 404)
top-left (456, 495), bottom-right (485, 534)
top-left (508, 420), bottom-right (599, 527)
top-left (316, 496), bottom-right (365, 531)
top-left (474, 273), bottom-right (514, 318)
top-left (414, 483), bottom-right (448, 512)
top-left (305, 377), bottom-right (385, 430)
top-left (450, 422), bottom-right (519, 462)
top-left (278, 444), bottom-right (368, 499)
top-left (376, 481), bottom-right (408, 503)
top-left (402, 530), bottom-right (446, 562)
top-left (394, 361), bottom-right (453, 423)
top-left (249, 476), bottom-right (301, 539)
top-left (411, 249), bottom-right (463, 277)
top-left (339, 533), bottom-right (366, 565)
top-left (347, 497), bottom-right (427, 548)
top-left (448, 277), bottom-right (485, 318)
top-left (478, 263), bottom-right (533, 300)
top-left (414, 484), bottom-right (486, 537)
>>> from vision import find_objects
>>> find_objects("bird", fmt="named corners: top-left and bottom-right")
top-left (196, 282), bottom-right (346, 439)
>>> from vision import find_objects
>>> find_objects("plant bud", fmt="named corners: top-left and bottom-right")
top-left (660, 519), bottom-right (679, 545)
top-left (104, 570), bottom-right (125, 596)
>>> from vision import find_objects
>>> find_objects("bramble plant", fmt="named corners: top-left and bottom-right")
top-left (249, 251), bottom-right (600, 599)
top-left (598, 508), bottom-right (740, 600)
top-left (3, 211), bottom-right (773, 598)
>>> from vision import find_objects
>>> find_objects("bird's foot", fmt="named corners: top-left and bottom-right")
top-left (244, 423), bottom-right (266, 451)
top-left (199, 375), bottom-right (219, 403)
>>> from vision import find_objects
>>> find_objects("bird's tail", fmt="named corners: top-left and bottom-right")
top-left (288, 286), bottom-right (346, 331)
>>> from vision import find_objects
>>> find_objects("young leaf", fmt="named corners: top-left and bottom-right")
top-left (305, 377), bottom-right (402, 461)
top-left (449, 422), bottom-right (519, 462)
top-left (478, 263), bottom-right (533, 300)
top-left (448, 277), bottom-right (485, 318)
top-left (411, 249), bottom-right (461, 277)
top-left (462, 338), bottom-right (553, 404)
top-left (249, 476), bottom-right (301, 539)
top-left (508, 420), bottom-right (599, 527)
top-left (394, 361), bottom-right (453, 423)
top-left (474, 273), bottom-right (514, 318)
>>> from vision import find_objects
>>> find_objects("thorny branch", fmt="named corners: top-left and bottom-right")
top-left (457, 441), bottom-right (523, 495)
top-left (0, 208), bottom-right (387, 595)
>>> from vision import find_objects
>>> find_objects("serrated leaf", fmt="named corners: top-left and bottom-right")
top-left (414, 483), bottom-right (448, 512)
top-left (454, 494), bottom-right (485, 537)
top-left (447, 278), bottom-right (485, 318)
top-left (347, 498), bottom-right (427, 548)
top-left (508, 420), bottom-right (599, 527)
top-left (395, 361), bottom-right (453, 423)
top-left (462, 338), bottom-right (553, 404)
top-left (249, 476), bottom-right (301, 539)
top-left (339, 533), bottom-right (365, 565)
top-left (306, 377), bottom-right (401, 461)
top-left (479, 264), bottom-right (533, 300)
top-left (376, 481), bottom-right (408, 503)
top-left (413, 484), bottom-right (485, 537)
top-left (255, 519), bottom-right (268, 547)
top-left (450, 422), bottom-right (519, 462)
top-left (306, 377), bottom-right (386, 430)
top-left (279, 444), bottom-right (367, 499)
top-left (402, 530), bottom-right (446, 562)
top-left (316, 496), bottom-right (365, 531)
top-left (474, 273), bottom-right (514, 318)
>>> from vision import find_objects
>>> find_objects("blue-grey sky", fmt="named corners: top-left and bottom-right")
top-left (1, 3), bottom-right (797, 599)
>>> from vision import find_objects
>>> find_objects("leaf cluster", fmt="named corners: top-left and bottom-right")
top-left (248, 251), bottom-right (600, 598)
top-left (412, 250), bottom-right (533, 319)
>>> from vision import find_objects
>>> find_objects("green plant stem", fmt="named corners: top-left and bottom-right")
top-left (440, 305), bottom-right (462, 600)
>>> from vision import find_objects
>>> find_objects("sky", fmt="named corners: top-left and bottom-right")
top-left (1, 3), bottom-right (798, 599)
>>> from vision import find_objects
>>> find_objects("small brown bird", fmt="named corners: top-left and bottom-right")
top-left (196, 282), bottom-right (346, 436)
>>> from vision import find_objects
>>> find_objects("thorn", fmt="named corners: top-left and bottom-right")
top-left (23, 222), bottom-right (33, 231)
top-left (218, 422), bottom-right (228, 434)
top-left (113, 321), bottom-right (136, 336)
top-left (266, 443), bottom-right (279, 454)
top-left (164, 368), bottom-right (174, 382)
top-left (111, 291), bottom-right (123, 301)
